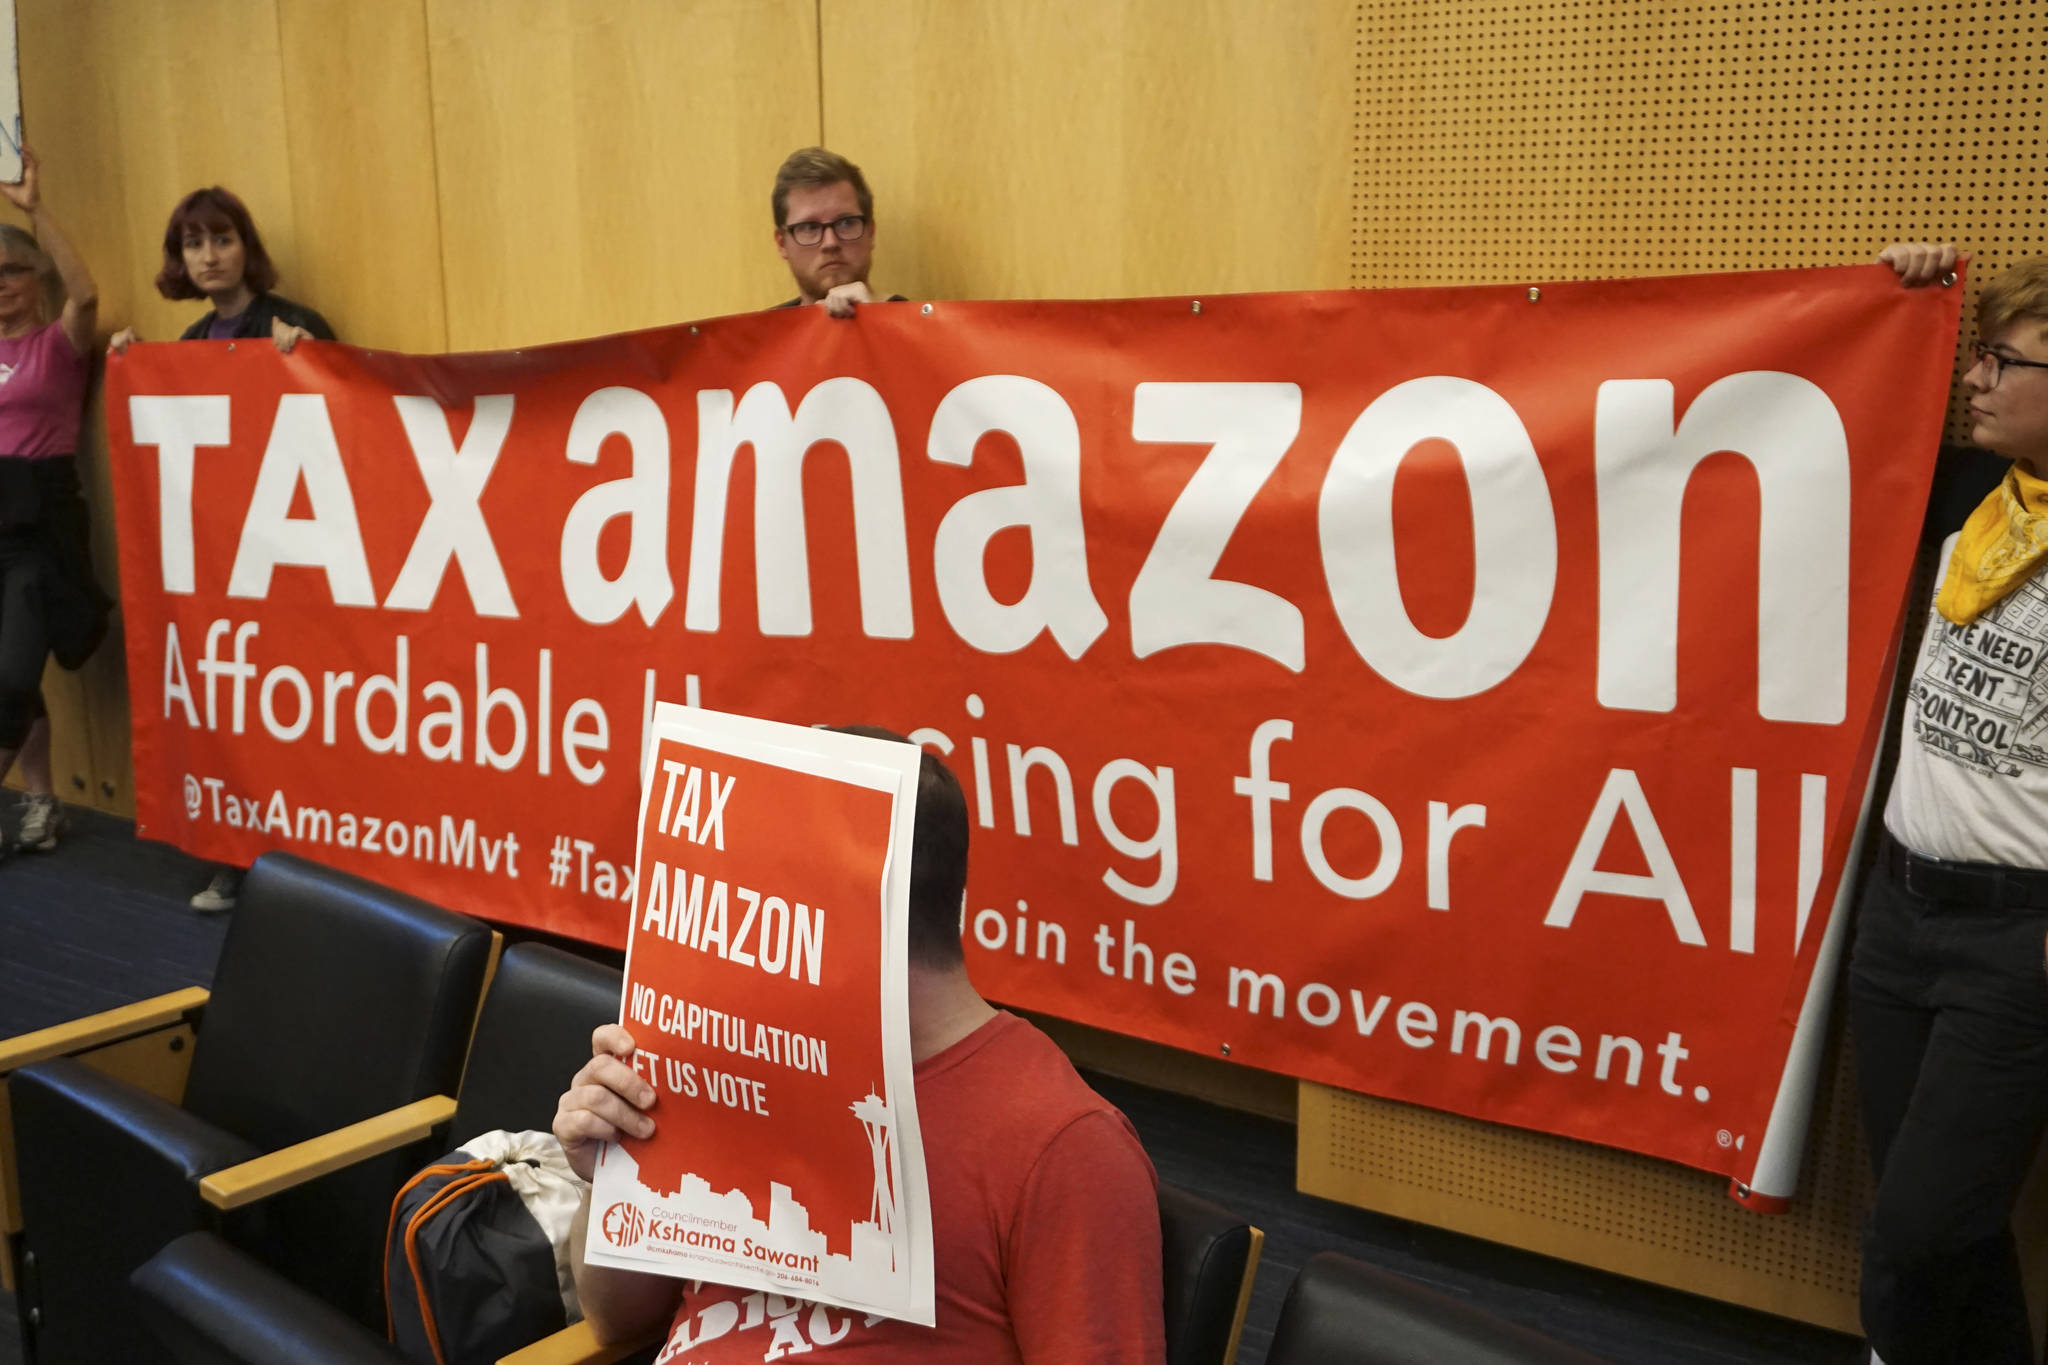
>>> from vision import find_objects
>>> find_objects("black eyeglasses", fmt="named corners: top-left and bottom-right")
top-left (1975, 345), bottom-right (2048, 388)
top-left (782, 214), bottom-right (868, 247)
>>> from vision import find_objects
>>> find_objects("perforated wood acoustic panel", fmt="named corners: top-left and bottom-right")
top-left (1302, 1), bottom-right (2048, 1334)
top-left (1298, 548), bottom-right (2048, 1338)
top-left (1300, 1022), bottom-right (1868, 1330)
top-left (1350, 0), bottom-right (2046, 438)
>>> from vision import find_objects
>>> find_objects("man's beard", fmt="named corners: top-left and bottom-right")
top-left (810, 259), bottom-right (862, 292)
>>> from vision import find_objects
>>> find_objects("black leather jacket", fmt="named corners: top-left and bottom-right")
top-left (178, 292), bottom-right (336, 343)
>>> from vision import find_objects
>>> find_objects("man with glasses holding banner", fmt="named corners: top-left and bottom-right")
top-left (771, 147), bottom-right (907, 317)
top-left (1854, 241), bottom-right (2048, 1365)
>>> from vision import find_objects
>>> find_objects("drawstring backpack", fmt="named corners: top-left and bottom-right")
top-left (384, 1130), bottom-right (584, 1365)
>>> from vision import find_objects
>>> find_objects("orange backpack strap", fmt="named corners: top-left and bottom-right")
top-left (383, 1159), bottom-right (495, 1341)
top-left (405, 1169), bottom-right (509, 1365)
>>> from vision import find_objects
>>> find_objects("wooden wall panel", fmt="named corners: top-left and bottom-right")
top-left (56, 0), bottom-right (301, 349)
top-left (1300, 1024), bottom-right (1870, 1332)
top-left (13, 0), bottom-right (428, 815)
top-left (1351, 1), bottom-right (2046, 284)
top-left (11, 0), bottom-right (447, 814)
top-left (16, 2), bottom-right (139, 335)
top-left (1350, 0), bottom-right (2043, 438)
top-left (9, 0), bottom-right (304, 812)
top-left (821, 0), bottom-right (1353, 302)
top-left (13, 0), bottom-right (128, 811)
top-left (425, 0), bottom-right (819, 351)
top-left (1316, 0), bottom-right (2039, 1329)
top-left (276, 0), bottom-right (448, 353)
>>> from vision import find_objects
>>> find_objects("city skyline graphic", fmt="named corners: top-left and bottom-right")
top-left (596, 1085), bottom-right (904, 1301)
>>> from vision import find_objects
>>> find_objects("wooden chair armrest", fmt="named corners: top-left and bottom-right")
top-left (0, 987), bottom-right (210, 1073)
top-left (199, 1093), bottom-right (458, 1211)
top-left (1223, 1225), bottom-right (1264, 1365)
top-left (498, 1319), bottom-right (663, 1365)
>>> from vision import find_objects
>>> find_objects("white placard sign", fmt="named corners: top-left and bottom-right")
top-left (0, 2), bottom-right (20, 185)
top-left (584, 704), bottom-right (935, 1326)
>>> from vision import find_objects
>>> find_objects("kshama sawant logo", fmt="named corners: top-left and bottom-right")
top-left (600, 1201), bottom-right (647, 1248)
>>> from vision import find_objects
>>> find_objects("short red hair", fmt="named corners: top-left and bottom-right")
top-left (154, 187), bottom-right (279, 301)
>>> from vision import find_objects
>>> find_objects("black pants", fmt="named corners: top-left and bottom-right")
top-left (0, 453), bottom-right (98, 751)
top-left (1847, 846), bottom-right (2048, 1364)
top-left (0, 551), bottom-right (49, 750)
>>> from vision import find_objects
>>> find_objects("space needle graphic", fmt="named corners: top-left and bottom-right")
top-left (852, 1088), bottom-right (896, 1247)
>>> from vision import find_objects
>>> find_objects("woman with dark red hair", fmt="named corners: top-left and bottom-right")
top-left (111, 188), bottom-right (335, 909)
top-left (108, 186), bottom-right (333, 353)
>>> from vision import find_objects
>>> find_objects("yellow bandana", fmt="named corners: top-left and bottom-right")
top-left (1936, 462), bottom-right (2048, 625)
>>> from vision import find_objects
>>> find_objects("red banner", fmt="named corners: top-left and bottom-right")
top-left (105, 270), bottom-right (1961, 1178)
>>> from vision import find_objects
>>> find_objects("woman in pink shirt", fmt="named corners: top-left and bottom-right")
top-left (0, 148), bottom-right (108, 856)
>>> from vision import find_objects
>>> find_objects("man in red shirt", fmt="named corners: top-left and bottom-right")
top-left (554, 731), bottom-right (1166, 1363)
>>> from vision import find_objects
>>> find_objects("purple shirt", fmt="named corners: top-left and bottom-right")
top-left (206, 312), bottom-right (245, 341)
top-left (0, 321), bottom-right (87, 457)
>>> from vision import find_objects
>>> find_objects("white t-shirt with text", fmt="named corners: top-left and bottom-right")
top-left (1886, 532), bottom-right (2048, 868)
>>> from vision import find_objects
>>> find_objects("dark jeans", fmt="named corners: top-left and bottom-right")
top-left (1848, 846), bottom-right (2048, 1365)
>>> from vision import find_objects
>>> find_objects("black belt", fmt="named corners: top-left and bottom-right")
top-left (1885, 834), bottom-right (2048, 910)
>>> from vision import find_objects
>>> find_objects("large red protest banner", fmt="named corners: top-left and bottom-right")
top-left (105, 270), bottom-right (1962, 1182)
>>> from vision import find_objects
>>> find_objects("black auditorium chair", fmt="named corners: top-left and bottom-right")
top-left (138, 1232), bottom-right (420, 1365)
top-left (135, 1181), bottom-right (1262, 1365)
top-left (1158, 1182), bottom-right (1263, 1365)
top-left (5, 852), bottom-right (497, 1365)
top-left (134, 941), bottom-right (633, 1365)
top-left (440, 941), bottom-right (622, 1143)
top-left (1265, 1251), bottom-right (1614, 1365)
top-left (134, 1230), bottom-right (650, 1365)
top-left (130, 950), bottom-right (1260, 1365)
top-left (133, 1037), bottom-right (1261, 1365)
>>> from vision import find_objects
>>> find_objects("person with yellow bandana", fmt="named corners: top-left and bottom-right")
top-left (1851, 243), bottom-right (2048, 1365)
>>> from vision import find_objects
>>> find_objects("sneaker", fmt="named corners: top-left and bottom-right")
top-left (18, 793), bottom-right (65, 852)
top-left (190, 867), bottom-right (241, 913)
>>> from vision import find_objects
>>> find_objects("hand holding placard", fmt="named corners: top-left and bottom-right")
top-left (554, 1024), bottom-right (656, 1183)
top-left (583, 705), bottom-right (934, 1325)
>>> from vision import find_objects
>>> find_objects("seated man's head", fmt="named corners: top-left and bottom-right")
top-left (772, 147), bottom-right (876, 304)
top-left (829, 726), bottom-right (967, 970)
top-left (1970, 259), bottom-right (2048, 473)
